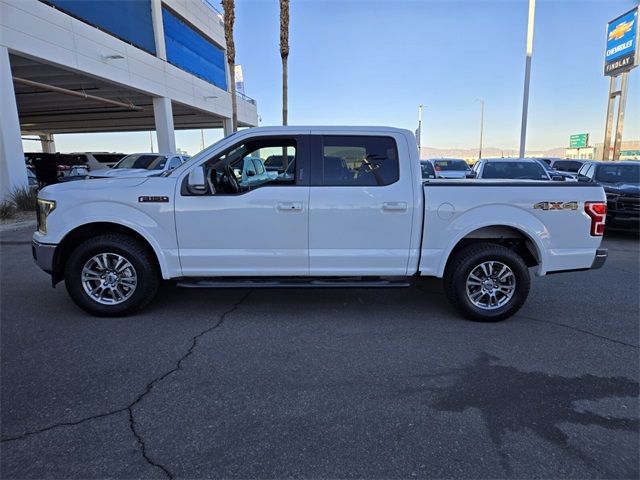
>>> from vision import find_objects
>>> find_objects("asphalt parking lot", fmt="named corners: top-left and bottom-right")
top-left (1, 225), bottom-right (638, 479)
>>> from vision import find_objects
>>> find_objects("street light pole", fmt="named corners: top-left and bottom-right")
top-left (519, 0), bottom-right (536, 158)
top-left (417, 104), bottom-right (423, 153)
top-left (477, 99), bottom-right (484, 160)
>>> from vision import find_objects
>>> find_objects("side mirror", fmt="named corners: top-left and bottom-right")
top-left (187, 166), bottom-right (206, 193)
top-left (247, 170), bottom-right (256, 177)
top-left (466, 172), bottom-right (477, 179)
top-left (577, 175), bottom-right (590, 182)
top-left (551, 175), bottom-right (564, 181)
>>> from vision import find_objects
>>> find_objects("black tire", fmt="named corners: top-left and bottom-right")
top-left (443, 242), bottom-right (530, 322)
top-left (64, 234), bottom-right (160, 317)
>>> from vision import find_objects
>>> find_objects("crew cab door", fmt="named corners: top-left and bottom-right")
top-left (175, 135), bottom-right (310, 276)
top-left (308, 133), bottom-right (415, 275)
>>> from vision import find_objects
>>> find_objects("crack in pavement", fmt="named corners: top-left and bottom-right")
top-left (519, 314), bottom-right (640, 349)
top-left (1, 290), bottom-right (253, 479)
top-left (416, 285), bottom-right (638, 348)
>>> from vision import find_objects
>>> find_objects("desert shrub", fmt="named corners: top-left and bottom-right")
top-left (10, 187), bottom-right (37, 212)
top-left (0, 201), bottom-right (16, 220)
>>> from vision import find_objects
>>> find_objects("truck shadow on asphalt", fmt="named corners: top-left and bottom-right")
top-left (404, 352), bottom-right (639, 477)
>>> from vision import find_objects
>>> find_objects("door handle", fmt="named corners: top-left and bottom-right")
top-left (276, 202), bottom-right (303, 212)
top-left (382, 202), bottom-right (408, 212)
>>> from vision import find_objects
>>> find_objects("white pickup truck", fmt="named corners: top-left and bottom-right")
top-left (32, 127), bottom-right (608, 321)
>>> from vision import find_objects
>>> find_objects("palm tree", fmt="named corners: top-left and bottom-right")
top-left (222, 0), bottom-right (237, 132)
top-left (280, 0), bottom-right (289, 126)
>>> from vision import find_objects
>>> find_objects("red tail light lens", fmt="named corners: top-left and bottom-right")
top-left (585, 202), bottom-right (607, 236)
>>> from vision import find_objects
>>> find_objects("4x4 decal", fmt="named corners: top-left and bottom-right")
top-left (533, 201), bottom-right (578, 211)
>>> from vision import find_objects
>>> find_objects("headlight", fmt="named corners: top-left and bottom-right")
top-left (36, 198), bottom-right (56, 234)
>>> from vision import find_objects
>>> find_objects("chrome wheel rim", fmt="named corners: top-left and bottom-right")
top-left (81, 253), bottom-right (137, 305)
top-left (465, 261), bottom-right (516, 311)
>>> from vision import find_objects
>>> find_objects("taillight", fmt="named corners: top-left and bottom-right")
top-left (585, 202), bottom-right (607, 236)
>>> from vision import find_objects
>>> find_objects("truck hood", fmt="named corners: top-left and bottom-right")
top-left (90, 168), bottom-right (160, 178)
top-left (40, 177), bottom-right (149, 195)
top-left (603, 183), bottom-right (640, 196)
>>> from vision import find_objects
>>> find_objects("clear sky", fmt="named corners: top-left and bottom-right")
top-left (38, 0), bottom-right (640, 155)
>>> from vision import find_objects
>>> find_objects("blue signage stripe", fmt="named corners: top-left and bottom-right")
top-left (43, 0), bottom-right (156, 55)
top-left (162, 8), bottom-right (228, 90)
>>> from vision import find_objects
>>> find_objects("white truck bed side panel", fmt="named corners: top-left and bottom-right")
top-left (420, 183), bottom-right (606, 277)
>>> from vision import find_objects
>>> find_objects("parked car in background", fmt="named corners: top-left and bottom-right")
top-left (90, 153), bottom-right (189, 178)
top-left (471, 158), bottom-right (552, 181)
top-left (26, 166), bottom-right (39, 191)
top-left (70, 152), bottom-right (125, 170)
top-left (25, 152), bottom-right (90, 186)
top-left (577, 161), bottom-right (639, 230)
top-left (264, 154), bottom-right (295, 173)
top-left (534, 159), bottom-right (576, 182)
top-left (540, 158), bottom-right (586, 174)
top-left (420, 160), bottom-right (436, 179)
top-left (57, 165), bottom-right (90, 183)
top-left (430, 158), bottom-right (471, 178)
top-left (235, 156), bottom-right (278, 188)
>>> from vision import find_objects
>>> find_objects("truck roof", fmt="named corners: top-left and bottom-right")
top-left (243, 125), bottom-right (412, 135)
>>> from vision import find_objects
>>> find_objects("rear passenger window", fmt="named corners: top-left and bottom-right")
top-left (321, 136), bottom-right (399, 186)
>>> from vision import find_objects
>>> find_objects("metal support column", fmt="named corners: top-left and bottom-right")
top-left (519, 0), bottom-right (536, 159)
top-left (612, 71), bottom-right (629, 161)
top-left (0, 46), bottom-right (28, 200)
top-left (152, 97), bottom-right (176, 154)
top-left (602, 76), bottom-right (617, 161)
top-left (39, 133), bottom-right (56, 153)
top-left (222, 118), bottom-right (233, 137)
top-left (602, 72), bottom-right (630, 161)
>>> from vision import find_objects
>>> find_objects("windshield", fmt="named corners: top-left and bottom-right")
top-left (483, 161), bottom-right (548, 180)
top-left (93, 154), bottom-right (125, 164)
top-left (595, 164), bottom-right (640, 184)
top-left (433, 160), bottom-right (470, 171)
top-left (553, 160), bottom-right (583, 173)
top-left (115, 154), bottom-right (166, 170)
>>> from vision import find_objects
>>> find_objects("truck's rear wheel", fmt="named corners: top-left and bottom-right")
top-left (443, 242), bottom-right (530, 322)
top-left (64, 234), bottom-right (159, 316)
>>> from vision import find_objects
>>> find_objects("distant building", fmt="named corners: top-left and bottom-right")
top-left (566, 141), bottom-right (640, 160)
top-left (0, 0), bottom-right (258, 199)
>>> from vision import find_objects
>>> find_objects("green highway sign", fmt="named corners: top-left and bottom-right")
top-left (620, 150), bottom-right (640, 157)
top-left (569, 133), bottom-right (589, 148)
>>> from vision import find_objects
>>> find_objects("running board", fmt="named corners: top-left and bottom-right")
top-left (176, 278), bottom-right (411, 289)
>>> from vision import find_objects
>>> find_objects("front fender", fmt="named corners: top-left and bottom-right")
top-left (38, 201), bottom-right (178, 279)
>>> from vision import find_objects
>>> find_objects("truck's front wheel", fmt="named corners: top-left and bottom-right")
top-left (64, 234), bottom-right (160, 316)
top-left (443, 243), bottom-right (530, 322)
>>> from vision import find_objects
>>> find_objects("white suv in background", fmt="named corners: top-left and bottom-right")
top-left (90, 153), bottom-right (189, 178)
top-left (70, 152), bottom-right (125, 171)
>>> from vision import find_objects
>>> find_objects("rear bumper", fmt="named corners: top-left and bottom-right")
top-left (590, 248), bottom-right (607, 270)
top-left (546, 248), bottom-right (607, 275)
top-left (32, 240), bottom-right (56, 274)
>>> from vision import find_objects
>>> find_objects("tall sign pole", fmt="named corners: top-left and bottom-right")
top-left (477, 99), bottom-right (484, 160)
top-left (519, 0), bottom-right (536, 159)
top-left (416, 104), bottom-right (423, 154)
top-left (602, 7), bottom-right (638, 160)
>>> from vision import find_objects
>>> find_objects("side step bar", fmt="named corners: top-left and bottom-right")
top-left (176, 278), bottom-right (411, 289)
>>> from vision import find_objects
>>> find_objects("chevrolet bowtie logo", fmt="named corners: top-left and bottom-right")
top-left (609, 20), bottom-right (634, 41)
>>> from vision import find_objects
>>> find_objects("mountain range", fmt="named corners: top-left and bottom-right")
top-left (420, 146), bottom-right (566, 160)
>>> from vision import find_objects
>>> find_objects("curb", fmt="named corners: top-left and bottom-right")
top-left (0, 219), bottom-right (37, 233)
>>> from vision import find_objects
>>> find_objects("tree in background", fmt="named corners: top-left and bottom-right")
top-left (280, 0), bottom-right (289, 126)
top-left (222, 0), bottom-right (237, 132)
